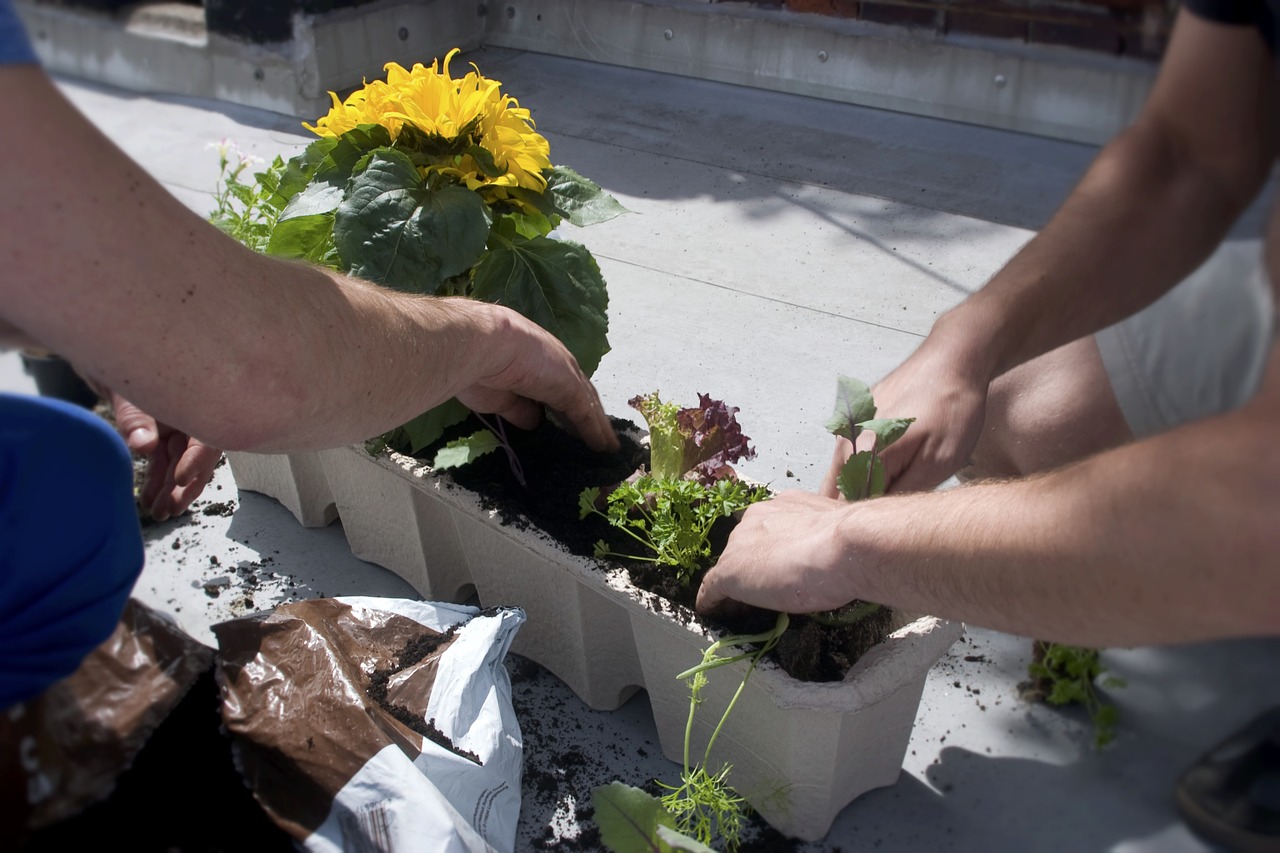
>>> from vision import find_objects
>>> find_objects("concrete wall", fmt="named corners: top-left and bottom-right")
top-left (16, 0), bottom-right (1161, 142)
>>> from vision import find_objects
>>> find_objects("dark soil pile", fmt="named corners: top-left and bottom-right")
top-left (367, 626), bottom-right (483, 764)
top-left (428, 414), bottom-right (892, 682)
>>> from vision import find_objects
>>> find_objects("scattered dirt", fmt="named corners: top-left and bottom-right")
top-left (428, 413), bottom-right (892, 683)
top-left (367, 626), bottom-right (483, 765)
top-left (507, 653), bottom-right (804, 852)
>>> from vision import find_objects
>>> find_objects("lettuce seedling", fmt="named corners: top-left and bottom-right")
top-left (630, 392), bottom-right (757, 485)
top-left (578, 392), bottom-right (767, 583)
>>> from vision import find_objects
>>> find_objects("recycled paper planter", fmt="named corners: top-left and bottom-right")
top-left (227, 446), bottom-right (963, 841)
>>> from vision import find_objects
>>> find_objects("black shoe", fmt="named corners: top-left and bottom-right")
top-left (1175, 706), bottom-right (1280, 852)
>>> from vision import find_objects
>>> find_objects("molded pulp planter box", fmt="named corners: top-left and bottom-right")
top-left (227, 447), bottom-right (964, 841)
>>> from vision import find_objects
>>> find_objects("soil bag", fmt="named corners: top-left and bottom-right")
top-left (213, 596), bottom-right (525, 853)
top-left (1, 598), bottom-right (214, 839)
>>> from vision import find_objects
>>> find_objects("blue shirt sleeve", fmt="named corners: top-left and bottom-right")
top-left (0, 0), bottom-right (38, 66)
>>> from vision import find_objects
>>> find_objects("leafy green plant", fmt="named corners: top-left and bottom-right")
top-left (809, 375), bottom-right (913, 628)
top-left (823, 375), bottom-right (914, 502)
top-left (578, 392), bottom-right (768, 584)
top-left (1026, 640), bottom-right (1126, 748)
top-left (207, 140), bottom-right (286, 254)
top-left (580, 477), bottom-right (768, 585)
top-left (208, 51), bottom-right (627, 457)
top-left (592, 614), bottom-right (791, 852)
top-left (582, 393), bottom-right (784, 851)
top-left (431, 412), bottom-right (525, 485)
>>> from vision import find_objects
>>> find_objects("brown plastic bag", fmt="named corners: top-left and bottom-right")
top-left (1, 598), bottom-right (213, 839)
top-left (214, 596), bottom-right (525, 852)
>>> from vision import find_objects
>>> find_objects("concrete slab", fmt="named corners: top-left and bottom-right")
top-left (7, 48), bottom-right (1280, 850)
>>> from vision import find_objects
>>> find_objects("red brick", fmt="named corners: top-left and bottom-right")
top-left (785, 0), bottom-right (837, 13)
top-left (859, 0), bottom-right (944, 29)
top-left (1028, 18), bottom-right (1122, 52)
top-left (831, 0), bottom-right (861, 17)
top-left (947, 10), bottom-right (1028, 38)
top-left (943, 0), bottom-right (1024, 39)
top-left (1066, 0), bottom-right (1152, 10)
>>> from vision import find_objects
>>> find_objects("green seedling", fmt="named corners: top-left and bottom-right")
top-left (1026, 640), bottom-right (1126, 749)
top-left (593, 614), bottom-right (791, 853)
top-left (810, 375), bottom-right (914, 627)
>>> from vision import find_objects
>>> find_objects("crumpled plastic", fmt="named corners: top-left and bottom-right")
top-left (1, 598), bottom-right (213, 837)
top-left (214, 596), bottom-right (526, 853)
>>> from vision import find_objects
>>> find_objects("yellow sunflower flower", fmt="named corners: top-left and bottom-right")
top-left (304, 49), bottom-right (552, 205)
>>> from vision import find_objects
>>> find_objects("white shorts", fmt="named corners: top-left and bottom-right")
top-left (1096, 239), bottom-right (1276, 439)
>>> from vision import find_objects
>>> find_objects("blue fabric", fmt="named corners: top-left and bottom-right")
top-left (0, 393), bottom-right (144, 708)
top-left (0, 0), bottom-right (36, 65)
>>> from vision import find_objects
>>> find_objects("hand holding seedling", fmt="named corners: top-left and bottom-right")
top-left (699, 376), bottom-right (912, 618)
top-left (819, 336), bottom-right (988, 497)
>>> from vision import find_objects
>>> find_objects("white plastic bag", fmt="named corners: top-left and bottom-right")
top-left (214, 596), bottom-right (524, 853)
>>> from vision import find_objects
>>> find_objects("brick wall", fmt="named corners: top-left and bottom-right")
top-left (775, 0), bottom-right (1178, 59)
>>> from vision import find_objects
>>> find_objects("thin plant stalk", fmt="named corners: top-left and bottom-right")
top-left (473, 412), bottom-right (525, 487)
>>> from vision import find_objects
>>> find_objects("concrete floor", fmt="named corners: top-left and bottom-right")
top-left (5, 46), bottom-right (1280, 850)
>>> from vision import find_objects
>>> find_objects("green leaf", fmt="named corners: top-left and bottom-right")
top-left (280, 180), bottom-right (346, 220)
top-left (465, 144), bottom-right (507, 179)
top-left (857, 417), bottom-right (915, 452)
top-left (824, 375), bottom-right (877, 441)
top-left (503, 209), bottom-right (558, 240)
top-left (266, 212), bottom-right (336, 264)
top-left (655, 826), bottom-right (718, 853)
top-left (318, 125), bottom-right (394, 184)
top-left (271, 130), bottom-right (389, 211)
top-left (334, 149), bottom-right (490, 294)
top-left (432, 430), bottom-right (501, 470)
top-left (579, 486), bottom-right (601, 519)
top-left (545, 165), bottom-right (629, 227)
top-left (471, 235), bottom-right (610, 375)
top-left (836, 450), bottom-right (885, 501)
top-left (396, 399), bottom-right (471, 455)
top-left (591, 782), bottom-right (678, 853)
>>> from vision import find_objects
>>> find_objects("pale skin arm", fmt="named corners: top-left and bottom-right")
top-left (822, 9), bottom-right (1280, 496)
top-left (0, 64), bottom-right (618, 458)
top-left (700, 344), bottom-right (1280, 647)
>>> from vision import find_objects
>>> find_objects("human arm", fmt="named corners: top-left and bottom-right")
top-left (703, 342), bottom-right (1280, 647)
top-left (825, 8), bottom-right (1280, 496)
top-left (0, 65), bottom-right (617, 455)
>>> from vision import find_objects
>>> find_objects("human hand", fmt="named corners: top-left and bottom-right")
top-left (696, 491), bottom-right (861, 618)
top-left (454, 308), bottom-right (619, 454)
top-left (819, 340), bottom-right (989, 497)
top-left (108, 392), bottom-right (223, 522)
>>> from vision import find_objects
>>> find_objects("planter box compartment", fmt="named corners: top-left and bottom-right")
top-left (226, 447), bottom-right (964, 841)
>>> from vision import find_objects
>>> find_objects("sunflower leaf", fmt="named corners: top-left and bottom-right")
top-left (545, 165), bottom-right (629, 227)
top-left (471, 235), bottom-right (610, 376)
top-left (335, 149), bottom-right (490, 293)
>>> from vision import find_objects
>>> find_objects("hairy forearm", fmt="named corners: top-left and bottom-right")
top-left (0, 65), bottom-right (530, 451)
top-left (840, 395), bottom-right (1280, 646)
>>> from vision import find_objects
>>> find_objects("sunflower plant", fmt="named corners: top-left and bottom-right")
top-left (209, 49), bottom-right (626, 454)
